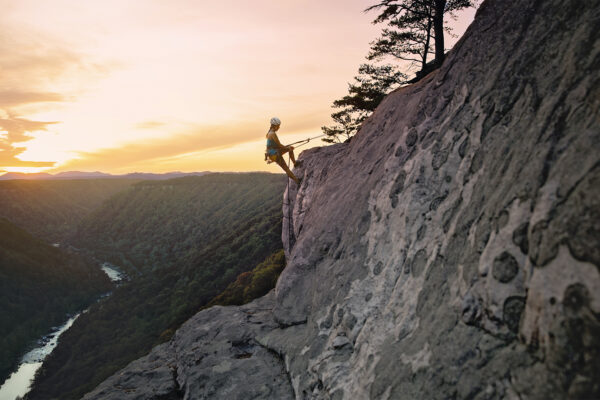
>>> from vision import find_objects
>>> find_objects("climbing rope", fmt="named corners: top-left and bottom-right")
top-left (288, 133), bottom-right (328, 148)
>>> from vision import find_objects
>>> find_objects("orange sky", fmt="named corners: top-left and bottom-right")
top-left (0, 0), bottom-right (477, 175)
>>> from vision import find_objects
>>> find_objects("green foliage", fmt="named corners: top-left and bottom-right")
top-left (71, 174), bottom-right (286, 276)
top-left (0, 179), bottom-right (138, 242)
top-left (322, 64), bottom-right (406, 143)
top-left (0, 218), bottom-right (112, 384)
top-left (26, 173), bottom-right (288, 400)
top-left (208, 250), bottom-right (286, 306)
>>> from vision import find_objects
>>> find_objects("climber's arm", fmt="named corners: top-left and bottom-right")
top-left (271, 133), bottom-right (288, 150)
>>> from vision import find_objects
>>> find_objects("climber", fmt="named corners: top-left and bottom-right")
top-left (265, 117), bottom-right (301, 185)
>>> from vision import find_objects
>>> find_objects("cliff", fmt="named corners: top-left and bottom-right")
top-left (82, 0), bottom-right (599, 398)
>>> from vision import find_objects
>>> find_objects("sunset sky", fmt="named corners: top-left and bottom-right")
top-left (0, 0), bottom-right (477, 175)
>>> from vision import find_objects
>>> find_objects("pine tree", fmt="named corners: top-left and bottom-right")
top-left (322, 0), bottom-right (476, 143)
top-left (322, 64), bottom-right (406, 143)
top-left (367, 0), bottom-right (475, 69)
top-left (367, 1), bottom-right (436, 73)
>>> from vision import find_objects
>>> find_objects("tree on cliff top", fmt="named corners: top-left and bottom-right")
top-left (322, 64), bottom-right (406, 143)
top-left (322, 0), bottom-right (476, 143)
top-left (367, 0), bottom-right (475, 67)
top-left (367, 0), bottom-right (437, 75)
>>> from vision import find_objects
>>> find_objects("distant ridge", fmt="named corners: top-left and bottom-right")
top-left (0, 171), bottom-right (210, 181)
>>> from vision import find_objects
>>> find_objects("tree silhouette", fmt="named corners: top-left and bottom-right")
top-left (322, 0), bottom-right (476, 143)
top-left (322, 64), bottom-right (406, 143)
top-left (367, 0), bottom-right (475, 69)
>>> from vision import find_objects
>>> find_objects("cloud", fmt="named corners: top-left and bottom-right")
top-left (1, 35), bottom-right (80, 98)
top-left (0, 91), bottom-right (66, 108)
top-left (135, 120), bottom-right (166, 130)
top-left (0, 116), bottom-right (59, 142)
top-left (51, 109), bottom-right (328, 173)
top-left (0, 146), bottom-right (55, 167)
top-left (52, 123), bottom-right (255, 172)
top-left (0, 24), bottom-right (111, 112)
top-left (0, 21), bottom-right (111, 169)
top-left (0, 116), bottom-right (57, 168)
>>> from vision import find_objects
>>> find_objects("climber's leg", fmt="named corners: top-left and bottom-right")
top-left (279, 146), bottom-right (297, 166)
top-left (276, 156), bottom-right (300, 185)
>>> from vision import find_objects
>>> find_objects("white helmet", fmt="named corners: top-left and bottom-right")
top-left (270, 117), bottom-right (281, 126)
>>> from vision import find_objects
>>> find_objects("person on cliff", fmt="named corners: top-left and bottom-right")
top-left (265, 117), bottom-right (301, 185)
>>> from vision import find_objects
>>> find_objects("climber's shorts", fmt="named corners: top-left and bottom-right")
top-left (266, 149), bottom-right (280, 163)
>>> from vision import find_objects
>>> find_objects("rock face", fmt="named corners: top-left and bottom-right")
top-left (83, 0), bottom-right (600, 399)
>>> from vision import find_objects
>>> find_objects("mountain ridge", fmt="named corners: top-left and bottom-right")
top-left (0, 170), bottom-right (210, 181)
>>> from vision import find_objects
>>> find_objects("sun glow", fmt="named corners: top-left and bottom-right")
top-left (1, 166), bottom-right (49, 174)
top-left (0, 0), bottom-right (477, 175)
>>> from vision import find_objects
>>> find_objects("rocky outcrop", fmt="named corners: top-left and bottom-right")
top-left (83, 0), bottom-right (599, 398)
top-left (82, 293), bottom-right (293, 400)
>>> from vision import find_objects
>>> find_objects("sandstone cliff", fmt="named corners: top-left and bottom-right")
top-left (83, 0), bottom-right (599, 398)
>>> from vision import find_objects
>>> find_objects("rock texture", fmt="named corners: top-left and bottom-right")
top-left (82, 293), bottom-right (293, 400)
top-left (84, 0), bottom-right (600, 399)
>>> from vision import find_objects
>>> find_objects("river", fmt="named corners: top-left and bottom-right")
top-left (0, 262), bottom-right (124, 400)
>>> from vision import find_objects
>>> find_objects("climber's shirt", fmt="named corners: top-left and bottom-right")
top-left (266, 131), bottom-right (282, 162)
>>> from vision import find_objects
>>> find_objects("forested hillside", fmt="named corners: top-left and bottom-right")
top-left (71, 173), bottom-right (287, 275)
top-left (27, 173), bottom-right (288, 400)
top-left (0, 218), bottom-right (112, 384)
top-left (207, 249), bottom-right (286, 307)
top-left (0, 179), bottom-right (139, 241)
